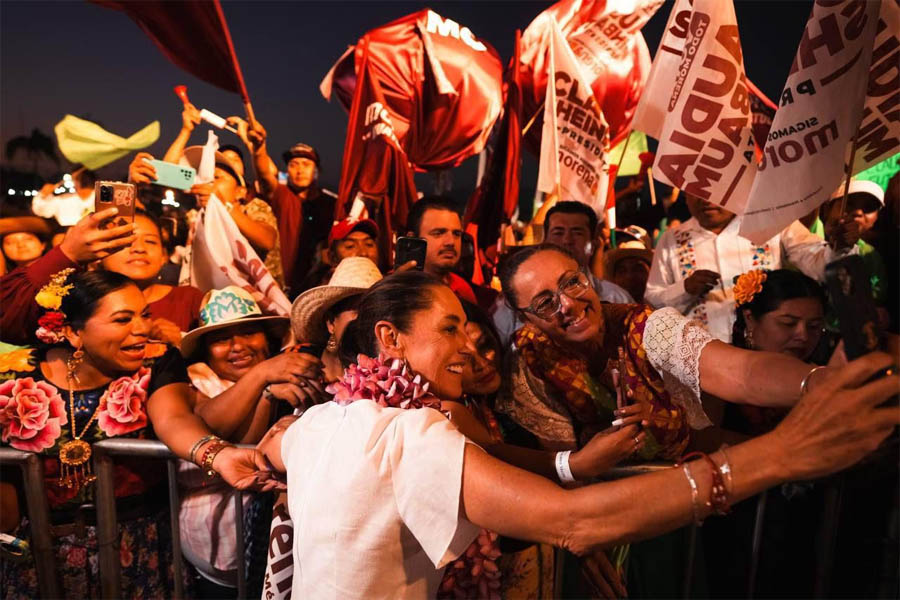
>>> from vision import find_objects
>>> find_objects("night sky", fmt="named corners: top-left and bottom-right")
top-left (1, 0), bottom-right (814, 194)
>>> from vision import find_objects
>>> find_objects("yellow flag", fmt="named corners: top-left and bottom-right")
top-left (54, 115), bottom-right (159, 170)
top-left (608, 130), bottom-right (648, 177)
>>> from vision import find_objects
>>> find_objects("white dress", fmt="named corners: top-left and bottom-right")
top-left (281, 400), bottom-right (480, 599)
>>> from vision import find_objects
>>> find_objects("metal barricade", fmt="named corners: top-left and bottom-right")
top-left (0, 447), bottom-right (61, 599)
top-left (0, 440), bottom-right (250, 600)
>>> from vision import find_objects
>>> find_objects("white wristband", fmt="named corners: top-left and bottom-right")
top-left (555, 450), bottom-right (576, 483)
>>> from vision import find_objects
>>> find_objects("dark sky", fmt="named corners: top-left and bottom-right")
top-left (1, 0), bottom-right (814, 192)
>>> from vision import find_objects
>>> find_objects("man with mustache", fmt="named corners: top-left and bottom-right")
top-left (405, 196), bottom-right (496, 311)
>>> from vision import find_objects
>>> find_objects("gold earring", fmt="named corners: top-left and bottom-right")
top-left (326, 334), bottom-right (337, 352)
top-left (746, 328), bottom-right (755, 349)
top-left (67, 348), bottom-right (84, 383)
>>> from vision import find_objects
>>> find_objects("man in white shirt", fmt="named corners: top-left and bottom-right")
top-left (645, 194), bottom-right (858, 342)
top-left (31, 169), bottom-right (96, 227)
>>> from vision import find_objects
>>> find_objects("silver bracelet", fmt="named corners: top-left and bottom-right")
top-left (800, 366), bottom-right (827, 396)
top-left (555, 451), bottom-right (576, 484)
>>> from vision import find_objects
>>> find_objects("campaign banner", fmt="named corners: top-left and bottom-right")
top-left (537, 17), bottom-right (611, 214)
top-left (187, 195), bottom-right (291, 316)
top-left (853, 0), bottom-right (900, 174)
top-left (632, 0), bottom-right (692, 139)
top-left (740, 0), bottom-right (881, 244)
top-left (521, 0), bottom-right (662, 150)
top-left (262, 496), bottom-right (293, 600)
top-left (649, 0), bottom-right (758, 212)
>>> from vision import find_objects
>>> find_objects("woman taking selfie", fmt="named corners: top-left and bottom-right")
top-left (258, 270), bottom-right (898, 599)
top-left (0, 270), bottom-right (277, 598)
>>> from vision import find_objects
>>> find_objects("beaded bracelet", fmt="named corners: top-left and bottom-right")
top-left (682, 451), bottom-right (731, 516)
top-left (199, 440), bottom-right (233, 477)
top-left (189, 435), bottom-right (218, 465)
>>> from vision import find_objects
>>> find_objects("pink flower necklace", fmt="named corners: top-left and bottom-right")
top-left (325, 353), bottom-right (441, 410)
top-left (58, 356), bottom-right (100, 490)
top-left (326, 355), bottom-right (502, 599)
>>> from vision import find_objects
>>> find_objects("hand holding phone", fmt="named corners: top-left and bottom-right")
top-left (146, 159), bottom-right (196, 191)
top-left (94, 181), bottom-right (136, 230)
top-left (395, 237), bottom-right (427, 271)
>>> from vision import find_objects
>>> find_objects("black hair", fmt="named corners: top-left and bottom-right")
top-left (338, 270), bottom-right (443, 367)
top-left (405, 196), bottom-right (461, 236)
top-left (544, 201), bottom-right (598, 237)
top-left (461, 300), bottom-right (503, 363)
top-left (76, 169), bottom-right (97, 190)
top-left (60, 270), bottom-right (136, 330)
top-left (325, 293), bottom-right (362, 324)
top-left (219, 144), bottom-right (245, 166)
top-left (497, 243), bottom-right (577, 310)
top-left (732, 269), bottom-right (827, 349)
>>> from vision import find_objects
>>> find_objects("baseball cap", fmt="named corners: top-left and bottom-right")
top-left (282, 143), bottom-right (320, 167)
top-left (830, 178), bottom-right (885, 206)
top-left (328, 218), bottom-right (379, 246)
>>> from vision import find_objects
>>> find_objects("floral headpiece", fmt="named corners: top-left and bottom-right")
top-left (733, 270), bottom-right (768, 306)
top-left (35, 268), bottom-right (74, 344)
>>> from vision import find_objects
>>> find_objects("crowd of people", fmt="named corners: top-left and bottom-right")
top-left (0, 94), bottom-right (898, 600)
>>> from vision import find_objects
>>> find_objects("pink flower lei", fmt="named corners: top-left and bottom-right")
top-left (325, 354), bottom-right (441, 410)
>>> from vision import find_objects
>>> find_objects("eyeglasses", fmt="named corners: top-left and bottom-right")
top-left (516, 270), bottom-right (591, 320)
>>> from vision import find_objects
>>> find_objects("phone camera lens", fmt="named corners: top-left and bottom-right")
top-left (100, 185), bottom-right (112, 202)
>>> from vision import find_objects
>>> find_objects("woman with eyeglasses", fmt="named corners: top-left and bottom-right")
top-left (496, 244), bottom-right (864, 459)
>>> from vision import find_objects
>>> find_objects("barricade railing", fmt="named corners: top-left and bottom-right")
top-left (0, 446), bottom-right (859, 599)
top-left (0, 439), bottom-right (250, 600)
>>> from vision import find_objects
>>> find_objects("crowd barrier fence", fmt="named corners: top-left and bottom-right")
top-left (0, 444), bottom-right (854, 599)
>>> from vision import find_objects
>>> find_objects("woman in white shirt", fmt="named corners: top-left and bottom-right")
top-left (258, 270), bottom-right (897, 600)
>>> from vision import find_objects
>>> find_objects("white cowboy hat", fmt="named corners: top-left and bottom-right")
top-left (180, 286), bottom-right (288, 360)
top-left (291, 257), bottom-right (383, 346)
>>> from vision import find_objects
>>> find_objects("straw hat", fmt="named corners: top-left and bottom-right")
top-left (291, 257), bottom-right (383, 346)
top-left (180, 286), bottom-right (288, 360)
top-left (605, 226), bottom-right (654, 276)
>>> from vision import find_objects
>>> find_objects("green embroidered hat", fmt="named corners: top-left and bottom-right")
top-left (180, 286), bottom-right (288, 360)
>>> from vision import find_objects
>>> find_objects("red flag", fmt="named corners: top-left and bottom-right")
top-left (93, 0), bottom-right (250, 102)
top-left (520, 0), bottom-right (663, 153)
top-left (322, 9), bottom-right (503, 171)
top-left (464, 30), bottom-right (523, 250)
top-left (334, 38), bottom-right (419, 265)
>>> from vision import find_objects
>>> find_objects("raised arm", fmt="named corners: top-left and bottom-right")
top-left (228, 116), bottom-right (279, 199)
top-left (162, 103), bottom-right (202, 163)
top-left (460, 353), bottom-right (898, 554)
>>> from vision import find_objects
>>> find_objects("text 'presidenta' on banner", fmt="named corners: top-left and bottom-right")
top-left (740, 0), bottom-right (898, 244)
top-left (635, 0), bottom-right (757, 213)
top-left (537, 16), bottom-right (611, 214)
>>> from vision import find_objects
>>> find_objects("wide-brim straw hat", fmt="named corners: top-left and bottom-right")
top-left (291, 257), bottom-right (383, 347)
top-left (605, 242), bottom-right (654, 276)
top-left (181, 286), bottom-right (288, 361)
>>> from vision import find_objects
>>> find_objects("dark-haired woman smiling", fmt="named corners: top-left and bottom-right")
top-left (0, 270), bottom-right (277, 599)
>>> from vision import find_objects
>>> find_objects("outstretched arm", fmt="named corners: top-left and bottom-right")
top-left (228, 116), bottom-right (280, 199)
top-left (460, 354), bottom-right (898, 554)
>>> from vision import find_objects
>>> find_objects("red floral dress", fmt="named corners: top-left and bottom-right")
top-left (0, 346), bottom-right (188, 599)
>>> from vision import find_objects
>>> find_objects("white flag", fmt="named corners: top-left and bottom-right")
top-left (632, 0), bottom-right (693, 138)
top-left (647, 0), bottom-right (758, 214)
top-left (537, 16), bottom-right (611, 214)
top-left (740, 0), bottom-right (882, 243)
top-left (188, 195), bottom-right (291, 316)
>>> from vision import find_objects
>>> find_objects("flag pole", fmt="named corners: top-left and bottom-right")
top-left (213, 0), bottom-right (255, 124)
top-left (647, 166), bottom-right (657, 206)
top-left (521, 103), bottom-right (544, 136)
top-left (613, 130), bottom-right (633, 176)
top-left (838, 129), bottom-right (860, 216)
